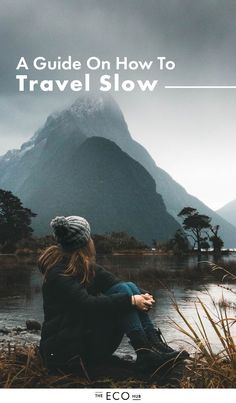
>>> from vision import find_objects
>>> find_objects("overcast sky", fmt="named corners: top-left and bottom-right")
top-left (0, 0), bottom-right (236, 210)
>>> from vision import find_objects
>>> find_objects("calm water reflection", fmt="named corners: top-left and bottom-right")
top-left (0, 254), bottom-right (235, 354)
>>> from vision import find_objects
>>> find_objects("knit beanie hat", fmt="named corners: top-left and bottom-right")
top-left (50, 215), bottom-right (91, 249)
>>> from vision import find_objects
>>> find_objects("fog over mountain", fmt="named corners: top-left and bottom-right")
top-left (0, 94), bottom-right (236, 246)
top-left (217, 200), bottom-right (236, 228)
top-left (0, 95), bottom-right (180, 244)
top-left (1, 1), bottom-right (236, 210)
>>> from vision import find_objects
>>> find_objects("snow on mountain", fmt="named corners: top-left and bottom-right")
top-left (1, 94), bottom-right (236, 246)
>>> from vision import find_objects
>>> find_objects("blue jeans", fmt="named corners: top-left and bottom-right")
top-left (83, 281), bottom-right (156, 362)
top-left (105, 281), bottom-right (155, 335)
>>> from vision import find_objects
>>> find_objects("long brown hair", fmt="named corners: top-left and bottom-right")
top-left (38, 238), bottom-right (96, 284)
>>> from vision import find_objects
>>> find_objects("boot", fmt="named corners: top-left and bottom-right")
top-left (146, 327), bottom-right (189, 359)
top-left (128, 330), bottom-right (184, 372)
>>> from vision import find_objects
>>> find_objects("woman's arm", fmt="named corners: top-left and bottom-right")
top-left (92, 264), bottom-right (120, 292)
top-left (47, 268), bottom-right (132, 316)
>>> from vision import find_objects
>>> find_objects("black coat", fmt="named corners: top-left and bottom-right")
top-left (39, 262), bottom-right (132, 368)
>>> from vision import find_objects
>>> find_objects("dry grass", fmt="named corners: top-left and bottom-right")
top-left (0, 342), bottom-right (189, 388)
top-left (0, 344), bottom-right (152, 388)
top-left (218, 297), bottom-right (235, 309)
top-left (0, 344), bottom-right (86, 388)
top-left (0, 262), bottom-right (235, 388)
top-left (2, 298), bottom-right (235, 389)
top-left (170, 266), bottom-right (236, 388)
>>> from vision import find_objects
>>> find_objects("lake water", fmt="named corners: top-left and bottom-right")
top-left (0, 254), bottom-right (235, 356)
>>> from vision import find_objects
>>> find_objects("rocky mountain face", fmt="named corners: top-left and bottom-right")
top-left (1, 94), bottom-right (236, 246)
top-left (217, 200), bottom-right (236, 228)
top-left (0, 102), bottom-right (179, 243)
top-left (65, 95), bottom-right (236, 247)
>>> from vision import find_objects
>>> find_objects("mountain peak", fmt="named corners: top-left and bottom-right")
top-left (70, 95), bottom-right (105, 116)
top-left (31, 93), bottom-right (129, 147)
top-left (1, 94), bottom-right (236, 246)
top-left (68, 93), bottom-right (125, 123)
top-left (48, 93), bottom-right (122, 121)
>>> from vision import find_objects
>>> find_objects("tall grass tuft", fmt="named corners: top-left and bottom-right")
top-left (0, 344), bottom-right (152, 388)
top-left (171, 264), bottom-right (236, 388)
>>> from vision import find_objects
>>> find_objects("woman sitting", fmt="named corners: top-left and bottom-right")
top-left (39, 215), bottom-right (188, 373)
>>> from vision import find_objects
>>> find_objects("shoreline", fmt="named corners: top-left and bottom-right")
top-left (0, 249), bottom-right (235, 258)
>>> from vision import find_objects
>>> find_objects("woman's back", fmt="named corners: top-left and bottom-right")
top-left (39, 214), bottom-right (187, 373)
top-left (40, 257), bottom-right (132, 369)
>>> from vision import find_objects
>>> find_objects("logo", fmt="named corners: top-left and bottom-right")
top-left (94, 391), bottom-right (142, 401)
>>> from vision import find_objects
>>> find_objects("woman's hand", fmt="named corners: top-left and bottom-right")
top-left (131, 294), bottom-right (155, 311)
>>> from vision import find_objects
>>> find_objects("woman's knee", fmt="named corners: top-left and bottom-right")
top-left (106, 281), bottom-right (141, 296)
top-left (125, 282), bottom-right (141, 294)
top-left (106, 282), bottom-right (132, 296)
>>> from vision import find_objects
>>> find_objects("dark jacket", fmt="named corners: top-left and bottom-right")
top-left (39, 262), bottom-right (132, 369)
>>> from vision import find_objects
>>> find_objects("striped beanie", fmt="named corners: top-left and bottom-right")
top-left (50, 215), bottom-right (91, 249)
